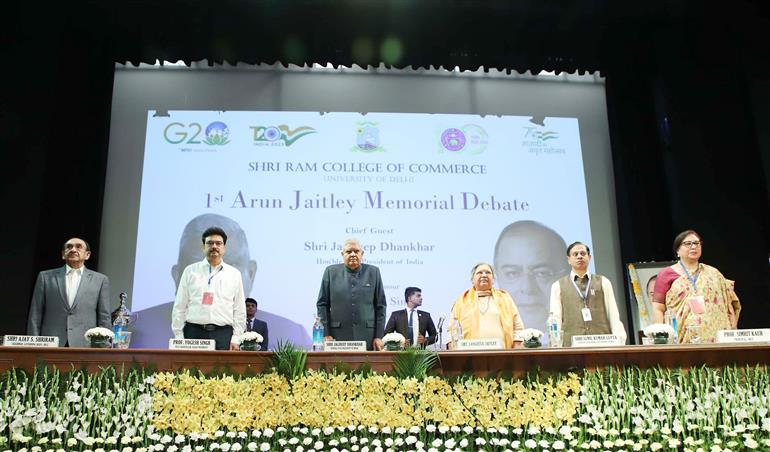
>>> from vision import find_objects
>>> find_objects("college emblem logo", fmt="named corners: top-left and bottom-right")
top-left (353, 122), bottom-right (384, 153)
top-left (439, 124), bottom-right (488, 154)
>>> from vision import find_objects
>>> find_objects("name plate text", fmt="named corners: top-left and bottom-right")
top-left (716, 329), bottom-right (770, 344)
top-left (457, 338), bottom-right (504, 350)
top-left (324, 341), bottom-right (367, 352)
top-left (571, 334), bottom-right (623, 347)
top-left (169, 338), bottom-right (216, 350)
top-left (2, 335), bottom-right (59, 348)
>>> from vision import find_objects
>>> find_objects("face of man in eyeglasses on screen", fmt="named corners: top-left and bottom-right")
top-left (494, 221), bottom-right (569, 333)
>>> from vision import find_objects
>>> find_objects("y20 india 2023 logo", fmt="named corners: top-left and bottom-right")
top-left (250, 125), bottom-right (317, 147)
top-left (163, 121), bottom-right (231, 146)
top-left (439, 125), bottom-right (488, 154)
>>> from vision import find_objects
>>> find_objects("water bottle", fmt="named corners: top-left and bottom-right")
top-left (547, 312), bottom-right (561, 348)
top-left (111, 292), bottom-right (131, 348)
top-left (312, 315), bottom-right (324, 351)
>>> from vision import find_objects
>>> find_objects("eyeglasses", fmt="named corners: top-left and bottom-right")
top-left (205, 240), bottom-right (224, 247)
top-left (681, 240), bottom-right (702, 248)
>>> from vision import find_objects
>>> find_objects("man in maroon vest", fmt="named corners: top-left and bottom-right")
top-left (548, 242), bottom-right (627, 346)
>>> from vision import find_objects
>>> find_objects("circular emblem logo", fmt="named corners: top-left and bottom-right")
top-left (263, 126), bottom-right (282, 142)
top-left (205, 122), bottom-right (229, 139)
top-left (441, 128), bottom-right (466, 151)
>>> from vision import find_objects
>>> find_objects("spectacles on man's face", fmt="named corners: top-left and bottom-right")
top-left (681, 240), bottom-right (702, 248)
top-left (205, 240), bottom-right (224, 247)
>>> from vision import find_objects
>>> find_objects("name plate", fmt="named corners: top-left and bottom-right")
top-left (169, 338), bottom-right (216, 350)
top-left (456, 338), bottom-right (504, 350)
top-left (323, 341), bottom-right (367, 352)
top-left (2, 335), bottom-right (59, 347)
top-left (571, 334), bottom-right (623, 347)
top-left (716, 329), bottom-right (770, 344)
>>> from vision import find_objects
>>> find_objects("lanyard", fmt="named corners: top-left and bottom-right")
top-left (571, 273), bottom-right (592, 308)
top-left (679, 261), bottom-right (700, 292)
top-left (208, 265), bottom-right (223, 286)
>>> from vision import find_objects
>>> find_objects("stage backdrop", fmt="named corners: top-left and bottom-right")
top-left (100, 64), bottom-right (623, 349)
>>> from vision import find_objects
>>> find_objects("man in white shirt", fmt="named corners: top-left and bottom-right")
top-left (27, 237), bottom-right (112, 347)
top-left (549, 242), bottom-right (627, 346)
top-left (171, 226), bottom-right (246, 350)
top-left (383, 287), bottom-right (437, 347)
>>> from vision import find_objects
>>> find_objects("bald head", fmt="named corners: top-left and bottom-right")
top-left (172, 214), bottom-right (257, 294)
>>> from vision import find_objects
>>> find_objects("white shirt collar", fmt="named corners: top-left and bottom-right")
top-left (66, 264), bottom-right (84, 275)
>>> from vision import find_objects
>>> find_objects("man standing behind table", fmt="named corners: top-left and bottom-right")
top-left (316, 238), bottom-right (387, 350)
top-left (27, 237), bottom-right (112, 347)
top-left (384, 287), bottom-right (438, 348)
top-left (172, 226), bottom-right (246, 350)
top-left (245, 297), bottom-right (269, 350)
top-left (549, 242), bottom-right (627, 346)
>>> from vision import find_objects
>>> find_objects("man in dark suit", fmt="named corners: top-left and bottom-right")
top-left (384, 286), bottom-right (437, 347)
top-left (27, 237), bottom-right (112, 347)
top-left (245, 298), bottom-right (269, 350)
top-left (316, 238), bottom-right (387, 350)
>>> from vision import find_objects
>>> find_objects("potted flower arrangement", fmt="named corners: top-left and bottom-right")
top-left (518, 328), bottom-right (544, 348)
top-left (643, 323), bottom-right (677, 344)
top-left (84, 327), bottom-right (114, 348)
top-left (381, 332), bottom-right (406, 351)
top-left (239, 331), bottom-right (264, 351)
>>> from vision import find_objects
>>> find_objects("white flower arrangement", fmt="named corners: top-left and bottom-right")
top-left (84, 327), bottom-right (114, 340)
top-left (518, 328), bottom-right (544, 341)
top-left (238, 332), bottom-right (264, 344)
top-left (642, 323), bottom-right (676, 337)
top-left (381, 332), bottom-right (406, 346)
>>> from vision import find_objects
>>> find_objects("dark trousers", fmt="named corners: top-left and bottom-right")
top-left (183, 323), bottom-right (233, 350)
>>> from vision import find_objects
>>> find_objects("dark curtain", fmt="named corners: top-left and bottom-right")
top-left (2, 0), bottom-right (768, 336)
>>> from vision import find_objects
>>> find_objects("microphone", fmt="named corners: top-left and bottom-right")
top-left (436, 314), bottom-right (446, 332)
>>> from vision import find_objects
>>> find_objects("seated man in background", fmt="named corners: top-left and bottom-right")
top-left (384, 286), bottom-right (437, 348)
top-left (245, 297), bottom-right (269, 350)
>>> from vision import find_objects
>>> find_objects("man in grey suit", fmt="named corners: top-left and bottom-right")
top-left (27, 238), bottom-right (112, 347)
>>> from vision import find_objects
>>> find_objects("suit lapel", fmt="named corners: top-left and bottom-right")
top-left (400, 309), bottom-right (410, 335)
top-left (55, 266), bottom-right (69, 310)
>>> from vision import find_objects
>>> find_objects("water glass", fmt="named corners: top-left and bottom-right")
top-left (114, 331), bottom-right (132, 349)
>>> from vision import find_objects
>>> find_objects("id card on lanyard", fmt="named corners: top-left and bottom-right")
top-left (572, 274), bottom-right (593, 322)
top-left (680, 262), bottom-right (705, 314)
top-left (203, 265), bottom-right (222, 306)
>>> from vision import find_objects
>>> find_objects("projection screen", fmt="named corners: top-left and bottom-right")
top-left (101, 63), bottom-right (624, 349)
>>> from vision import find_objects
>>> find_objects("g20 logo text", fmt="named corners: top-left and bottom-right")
top-left (164, 122), bottom-right (231, 146)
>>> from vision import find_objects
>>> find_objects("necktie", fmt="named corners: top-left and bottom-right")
top-left (408, 310), bottom-right (414, 343)
top-left (247, 319), bottom-right (253, 331)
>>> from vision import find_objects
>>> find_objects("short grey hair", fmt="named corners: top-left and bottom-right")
top-left (470, 262), bottom-right (495, 280)
top-left (342, 237), bottom-right (363, 251)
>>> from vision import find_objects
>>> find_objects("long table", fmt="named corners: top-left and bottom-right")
top-left (2, 344), bottom-right (769, 375)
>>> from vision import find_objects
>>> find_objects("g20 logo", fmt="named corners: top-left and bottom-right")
top-left (164, 121), bottom-right (231, 146)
